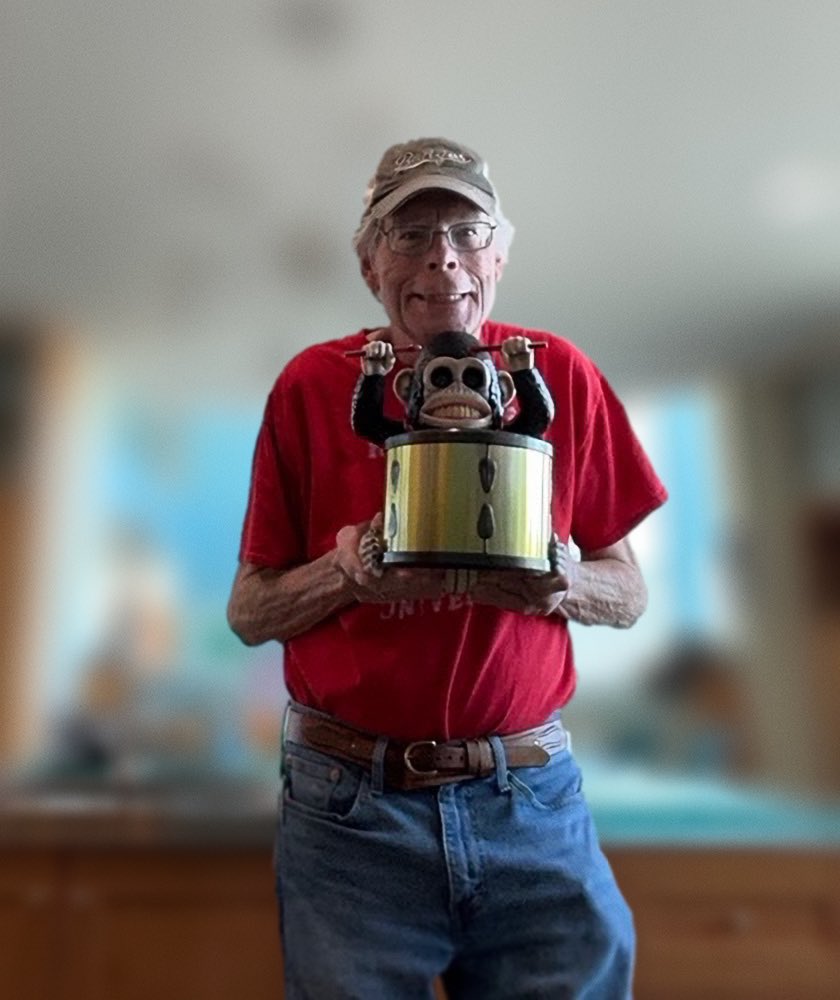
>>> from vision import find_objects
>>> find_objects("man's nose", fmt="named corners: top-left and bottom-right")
top-left (425, 232), bottom-right (459, 270)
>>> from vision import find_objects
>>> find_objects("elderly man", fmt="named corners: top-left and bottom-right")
top-left (228, 137), bottom-right (667, 999)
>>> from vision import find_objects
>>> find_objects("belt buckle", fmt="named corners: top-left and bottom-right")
top-left (403, 740), bottom-right (438, 775)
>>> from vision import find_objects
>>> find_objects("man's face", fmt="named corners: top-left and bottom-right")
top-left (361, 191), bottom-right (505, 348)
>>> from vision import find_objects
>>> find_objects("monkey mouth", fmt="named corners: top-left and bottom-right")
top-left (420, 396), bottom-right (492, 428)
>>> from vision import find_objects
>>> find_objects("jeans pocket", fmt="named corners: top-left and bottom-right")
top-left (507, 750), bottom-right (584, 811)
top-left (282, 746), bottom-right (366, 821)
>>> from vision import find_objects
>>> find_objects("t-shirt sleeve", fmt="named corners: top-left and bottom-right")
top-left (238, 377), bottom-right (307, 569)
top-left (570, 361), bottom-right (668, 552)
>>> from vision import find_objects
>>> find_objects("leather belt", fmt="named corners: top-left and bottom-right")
top-left (284, 705), bottom-right (569, 791)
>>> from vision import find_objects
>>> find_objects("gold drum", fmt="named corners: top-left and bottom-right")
top-left (382, 429), bottom-right (554, 572)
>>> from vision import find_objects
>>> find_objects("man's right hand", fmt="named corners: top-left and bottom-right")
top-left (335, 516), bottom-right (448, 603)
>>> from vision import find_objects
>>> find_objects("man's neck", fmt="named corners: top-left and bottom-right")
top-left (371, 323), bottom-right (487, 351)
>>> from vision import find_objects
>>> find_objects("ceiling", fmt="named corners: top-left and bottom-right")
top-left (3, 0), bottom-right (840, 398)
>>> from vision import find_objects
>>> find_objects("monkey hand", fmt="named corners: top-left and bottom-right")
top-left (361, 340), bottom-right (396, 376)
top-left (501, 335), bottom-right (534, 372)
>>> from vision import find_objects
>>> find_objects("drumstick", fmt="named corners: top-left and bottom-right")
top-left (470, 341), bottom-right (547, 353)
top-left (344, 341), bottom-right (547, 358)
top-left (344, 345), bottom-right (422, 358)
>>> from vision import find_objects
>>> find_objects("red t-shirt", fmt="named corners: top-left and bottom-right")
top-left (238, 321), bottom-right (667, 741)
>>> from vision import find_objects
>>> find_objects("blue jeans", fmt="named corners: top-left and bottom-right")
top-left (275, 720), bottom-right (634, 999)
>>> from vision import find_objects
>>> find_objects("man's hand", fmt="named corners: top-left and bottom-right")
top-left (470, 537), bottom-right (648, 627)
top-left (470, 537), bottom-right (575, 617)
top-left (335, 515), bottom-right (448, 603)
top-left (335, 523), bottom-right (576, 616)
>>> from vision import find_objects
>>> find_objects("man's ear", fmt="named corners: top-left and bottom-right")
top-left (360, 256), bottom-right (380, 298)
top-left (393, 369), bottom-right (414, 404)
top-left (498, 371), bottom-right (516, 408)
top-left (495, 253), bottom-right (506, 282)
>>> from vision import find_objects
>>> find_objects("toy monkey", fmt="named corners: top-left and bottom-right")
top-left (350, 330), bottom-right (554, 446)
top-left (350, 331), bottom-right (565, 580)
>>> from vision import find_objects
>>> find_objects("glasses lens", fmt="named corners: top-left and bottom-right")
top-left (387, 226), bottom-right (430, 254)
top-left (449, 222), bottom-right (493, 251)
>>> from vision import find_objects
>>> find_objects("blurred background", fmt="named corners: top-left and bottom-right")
top-left (3, 0), bottom-right (840, 835)
top-left (4, 4), bottom-right (840, 996)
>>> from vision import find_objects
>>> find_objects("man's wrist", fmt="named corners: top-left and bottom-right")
top-left (553, 591), bottom-right (571, 619)
top-left (330, 546), bottom-right (366, 603)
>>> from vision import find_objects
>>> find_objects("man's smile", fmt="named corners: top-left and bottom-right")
top-left (408, 291), bottom-right (474, 303)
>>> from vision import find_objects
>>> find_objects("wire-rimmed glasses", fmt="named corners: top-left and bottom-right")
top-left (379, 221), bottom-right (496, 256)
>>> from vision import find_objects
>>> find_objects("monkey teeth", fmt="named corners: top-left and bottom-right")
top-left (433, 405), bottom-right (481, 419)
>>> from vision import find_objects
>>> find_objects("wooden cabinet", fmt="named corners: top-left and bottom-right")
top-left (0, 848), bottom-right (283, 1000)
top-left (2, 842), bottom-right (840, 998)
top-left (610, 847), bottom-right (840, 1000)
top-left (0, 853), bottom-right (61, 1000)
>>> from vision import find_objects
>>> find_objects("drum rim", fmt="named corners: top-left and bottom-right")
top-left (384, 428), bottom-right (553, 455)
top-left (382, 551), bottom-right (551, 572)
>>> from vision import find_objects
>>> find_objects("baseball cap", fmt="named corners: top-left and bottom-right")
top-left (353, 137), bottom-right (513, 252)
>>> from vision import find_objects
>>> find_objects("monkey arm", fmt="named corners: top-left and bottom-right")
top-left (504, 368), bottom-right (555, 438)
top-left (350, 373), bottom-right (404, 446)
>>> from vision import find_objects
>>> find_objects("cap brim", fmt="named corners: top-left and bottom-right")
top-left (367, 174), bottom-right (498, 223)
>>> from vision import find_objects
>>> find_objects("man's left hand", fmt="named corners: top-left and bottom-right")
top-left (470, 538), bottom-right (575, 617)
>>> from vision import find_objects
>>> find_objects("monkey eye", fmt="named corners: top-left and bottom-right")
top-left (462, 365), bottom-right (487, 391)
top-left (429, 364), bottom-right (454, 388)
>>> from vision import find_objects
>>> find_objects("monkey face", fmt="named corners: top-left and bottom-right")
top-left (392, 330), bottom-right (517, 432)
top-left (418, 356), bottom-right (494, 429)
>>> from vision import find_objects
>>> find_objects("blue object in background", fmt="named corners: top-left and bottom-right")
top-left (103, 403), bottom-right (261, 602)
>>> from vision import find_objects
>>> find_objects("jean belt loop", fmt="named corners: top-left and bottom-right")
top-left (488, 734), bottom-right (511, 794)
top-left (279, 701), bottom-right (292, 781)
top-left (370, 735), bottom-right (389, 796)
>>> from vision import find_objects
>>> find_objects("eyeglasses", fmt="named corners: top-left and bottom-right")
top-left (379, 221), bottom-right (496, 256)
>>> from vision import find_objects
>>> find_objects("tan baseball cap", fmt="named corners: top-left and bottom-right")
top-left (353, 137), bottom-right (513, 252)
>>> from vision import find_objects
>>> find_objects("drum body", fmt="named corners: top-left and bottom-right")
top-left (382, 429), bottom-right (554, 572)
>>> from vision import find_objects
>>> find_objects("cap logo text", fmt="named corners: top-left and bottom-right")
top-left (393, 148), bottom-right (472, 173)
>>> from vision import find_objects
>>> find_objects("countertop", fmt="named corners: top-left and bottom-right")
top-left (0, 774), bottom-right (277, 849)
top-left (580, 758), bottom-right (840, 847)
top-left (3, 759), bottom-right (840, 851)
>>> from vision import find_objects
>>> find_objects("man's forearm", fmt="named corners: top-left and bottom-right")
top-left (467, 535), bottom-right (647, 625)
top-left (227, 552), bottom-right (356, 646)
top-left (561, 554), bottom-right (647, 628)
top-left (228, 518), bottom-right (457, 647)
